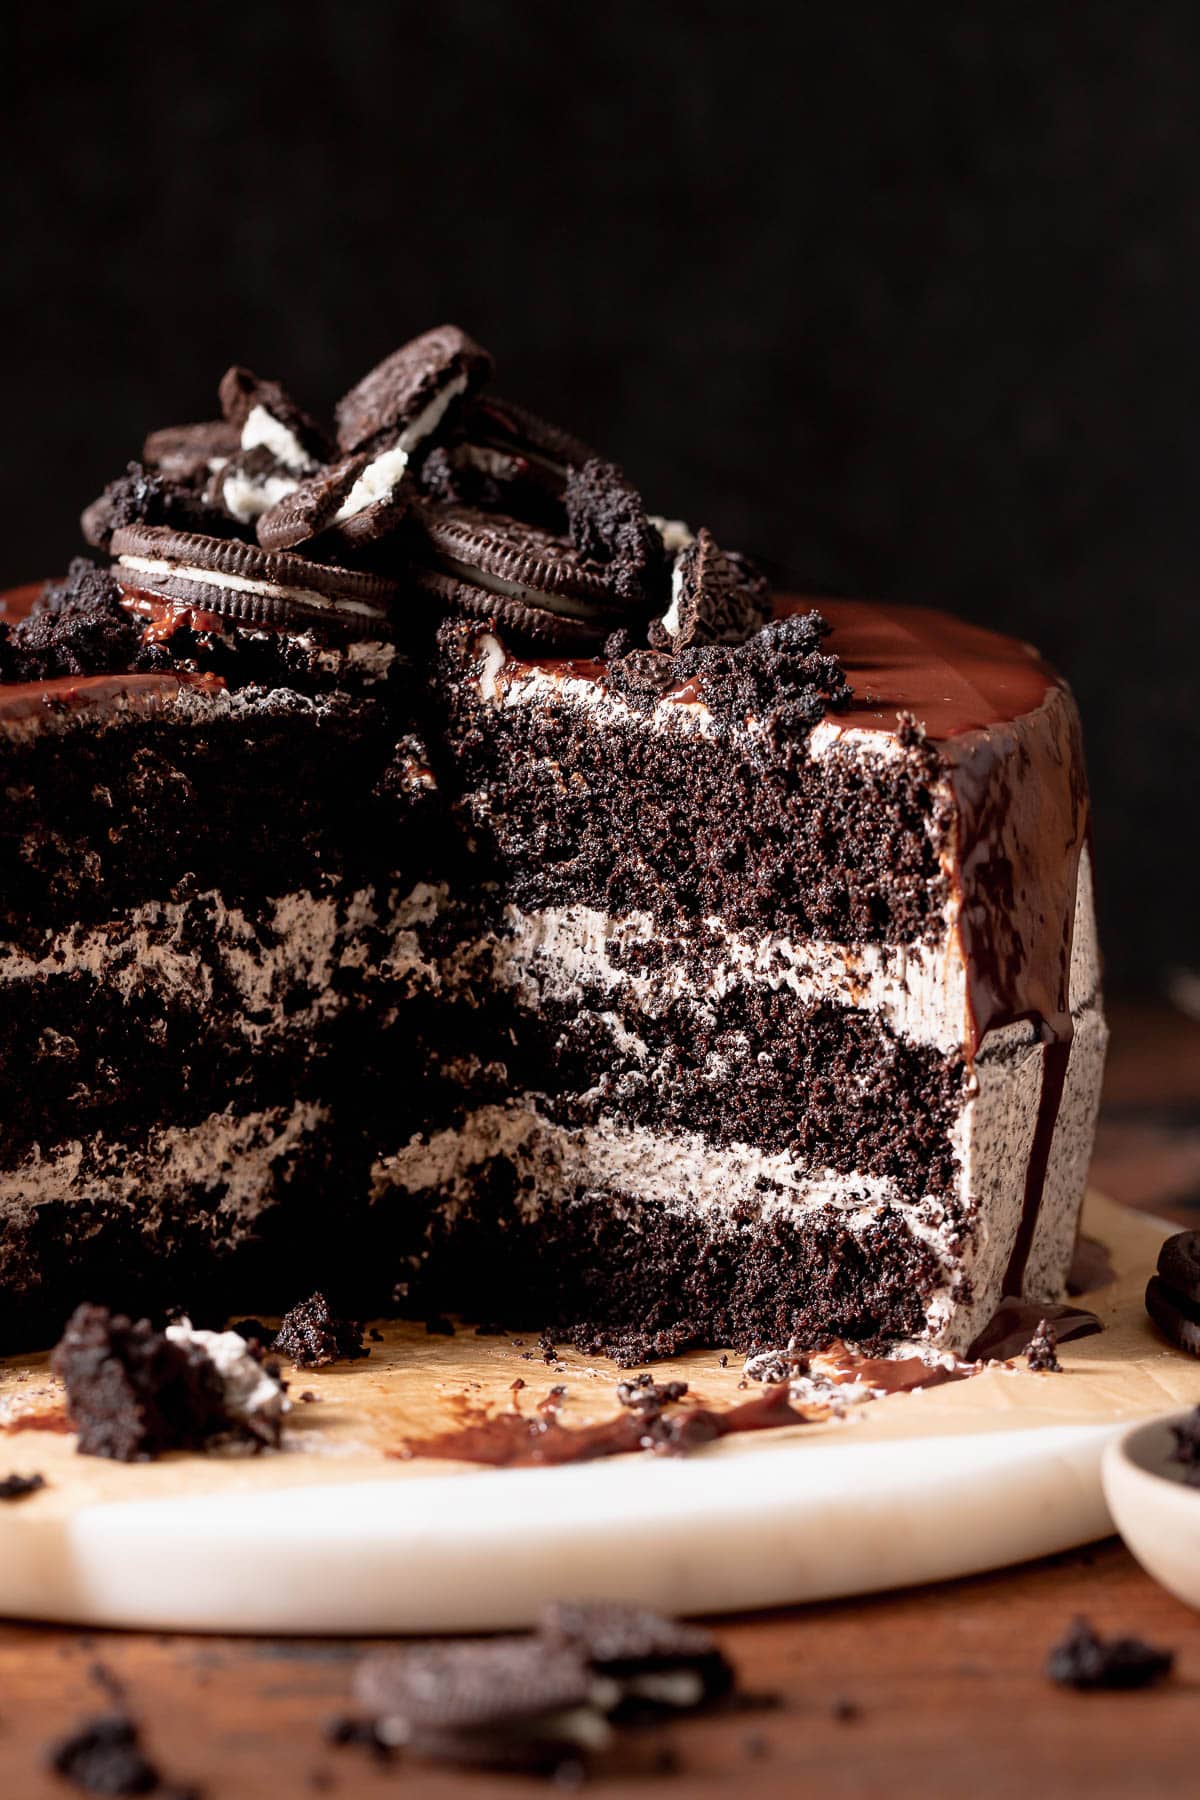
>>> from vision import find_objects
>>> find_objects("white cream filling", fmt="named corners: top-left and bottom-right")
top-left (165, 1320), bottom-right (290, 1439)
top-left (396, 370), bottom-right (469, 454)
top-left (221, 467), bottom-right (299, 525)
top-left (657, 554), bottom-right (687, 640)
top-left (116, 554), bottom-right (388, 621)
top-left (241, 404), bottom-right (315, 475)
top-left (649, 516), bottom-right (696, 555)
top-left (334, 443), bottom-right (411, 522)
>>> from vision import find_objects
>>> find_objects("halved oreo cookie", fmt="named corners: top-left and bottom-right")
top-left (648, 527), bottom-right (771, 653)
top-left (412, 505), bottom-right (636, 649)
top-left (218, 366), bottom-right (331, 473)
top-left (143, 420), bottom-right (239, 482)
top-left (336, 326), bottom-right (493, 457)
top-left (257, 451), bottom-right (413, 555)
top-left (206, 446), bottom-right (302, 527)
top-left (110, 523), bottom-right (396, 639)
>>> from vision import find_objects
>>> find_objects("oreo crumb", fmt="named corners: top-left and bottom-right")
top-left (0, 561), bottom-right (142, 683)
top-left (46, 1712), bottom-right (160, 1796)
top-left (667, 609), bottom-right (852, 739)
top-left (229, 1319), bottom-right (271, 1347)
top-left (1046, 1617), bottom-right (1174, 1690)
top-left (368, 1327), bottom-right (384, 1342)
top-left (272, 1294), bottom-right (368, 1369)
top-left (81, 460), bottom-right (238, 552)
top-left (831, 1695), bottom-right (860, 1721)
top-left (424, 1317), bottom-right (455, 1336)
top-left (52, 1303), bottom-right (233, 1462)
top-left (299, 1391), bottom-right (319, 1404)
top-left (0, 1471), bottom-right (45, 1500)
top-left (1025, 1319), bottom-right (1061, 1372)
top-left (324, 1714), bottom-right (391, 1759)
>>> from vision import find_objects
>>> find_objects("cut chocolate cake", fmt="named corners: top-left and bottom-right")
top-left (0, 328), bottom-right (1106, 1362)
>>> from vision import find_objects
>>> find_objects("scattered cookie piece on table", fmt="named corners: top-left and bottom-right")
top-left (0, 1471), bottom-right (45, 1500)
top-left (1025, 1318), bottom-right (1061, 1371)
top-left (1046, 1616), bottom-right (1174, 1690)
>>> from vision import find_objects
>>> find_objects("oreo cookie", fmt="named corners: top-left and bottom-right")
top-left (1146, 1232), bottom-right (1200, 1357)
top-left (258, 451), bottom-right (414, 555)
top-left (353, 1636), bottom-right (611, 1771)
top-left (109, 523), bottom-right (396, 639)
top-left (143, 419), bottom-right (239, 481)
top-left (218, 365), bottom-right (331, 472)
top-left (540, 1602), bottom-right (734, 1710)
top-left (469, 394), bottom-right (598, 478)
top-left (648, 527), bottom-right (771, 653)
top-left (336, 325), bottom-right (493, 457)
top-left (412, 504), bottom-right (636, 649)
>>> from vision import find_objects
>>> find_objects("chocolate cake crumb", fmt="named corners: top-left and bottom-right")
top-left (424, 1316), bottom-right (455, 1336)
top-left (1170, 1404), bottom-right (1200, 1484)
top-left (563, 458), bottom-right (665, 604)
top-left (272, 1293), bottom-right (368, 1369)
top-left (52, 1304), bottom-right (231, 1463)
top-left (669, 608), bottom-right (852, 738)
top-left (1046, 1617), bottom-right (1174, 1690)
top-left (46, 1712), bottom-right (160, 1796)
top-left (1025, 1319), bottom-right (1061, 1372)
top-left (616, 1374), bottom-right (689, 1411)
top-left (0, 1470), bottom-right (45, 1500)
top-left (0, 560), bottom-right (143, 683)
top-left (81, 459), bottom-right (239, 552)
top-left (299, 1391), bottom-right (319, 1403)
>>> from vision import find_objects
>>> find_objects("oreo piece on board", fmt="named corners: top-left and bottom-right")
top-left (353, 1636), bottom-right (612, 1769)
top-left (649, 527), bottom-right (772, 653)
top-left (218, 365), bottom-right (331, 472)
top-left (1145, 1232), bottom-right (1200, 1357)
top-left (257, 451), bottom-right (413, 554)
top-left (336, 325), bottom-right (493, 456)
top-left (109, 522), bottom-right (396, 638)
top-left (1145, 1274), bottom-right (1200, 1358)
top-left (142, 418), bottom-right (239, 481)
top-left (413, 504), bottom-right (636, 649)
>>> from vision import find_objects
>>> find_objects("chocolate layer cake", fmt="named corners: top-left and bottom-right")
top-left (0, 329), bottom-right (1106, 1358)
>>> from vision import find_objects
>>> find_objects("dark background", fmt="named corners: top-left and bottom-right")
top-left (3, 2), bottom-right (1196, 993)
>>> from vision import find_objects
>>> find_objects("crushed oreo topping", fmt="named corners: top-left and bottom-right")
top-left (272, 1292), bottom-right (369, 1369)
top-left (81, 460), bottom-right (238, 551)
top-left (1046, 1617), bottom-right (1174, 1690)
top-left (1025, 1318), bottom-right (1061, 1372)
top-left (0, 560), bottom-right (143, 682)
top-left (0, 1470), bottom-right (46, 1500)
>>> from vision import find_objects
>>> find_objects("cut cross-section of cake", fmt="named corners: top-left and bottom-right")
top-left (0, 325), bottom-right (1106, 1364)
top-left (371, 599), bottom-right (1105, 1362)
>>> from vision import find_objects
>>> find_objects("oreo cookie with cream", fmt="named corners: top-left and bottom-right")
top-left (218, 366), bottom-right (331, 471)
top-left (649, 526), bottom-right (771, 652)
top-left (336, 325), bottom-right (493, 458)
top-left (412, 504), bottom-right (638, 649)
top-left (110, 522), bottom-right (395, 639)
top-left (257, 451), bottom-right (413, 555)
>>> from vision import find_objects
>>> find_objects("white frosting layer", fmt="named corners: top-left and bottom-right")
top-left (0, 1100), bottom-right (324, 1235)
top-left (0, 887), bottom-right (384, 1042)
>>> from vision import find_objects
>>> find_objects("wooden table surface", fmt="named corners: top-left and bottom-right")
top-left (4, 999), bottom-right (1199, 1799)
